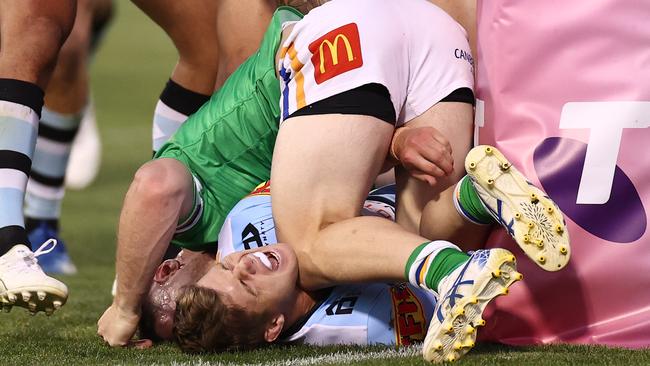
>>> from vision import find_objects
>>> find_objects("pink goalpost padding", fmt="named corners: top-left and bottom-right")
top-left (475, 0), bottom-right (650, 348)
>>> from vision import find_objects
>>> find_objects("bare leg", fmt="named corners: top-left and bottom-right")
top-left (24, 0), bottom-right (97, 274)
top-left (270, 112), bottom-right (519, 364)
top-left (0, 0), bottom-right (75, 314)
top-left (132, 0), bottom-right (219, 95)
top-left (397, 102), bottom-right (490, 251)
top-left (0, 0), bottom-right (76, 88)
top-left (43, 0), bottom-right (92, 114)
top-left (271, 114), bottom-right (435, 289)
top-left (214, 0), bottom-right (275, 88)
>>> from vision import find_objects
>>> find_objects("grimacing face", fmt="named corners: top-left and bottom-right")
top-left (196, 243), bottom-right (301, 323)
top-left (144, 244), bottom-right (301, 341)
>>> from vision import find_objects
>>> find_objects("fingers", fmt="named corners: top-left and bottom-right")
top-left (129, 339), bottom-right (154, 350)
top-left (97, 332), bottom-right (129, 347)
top-left (419, 145), bottom-right (453, 175)
top-left (418, 128), bottom-right (453, 174)
top-left (428, 128), bottom-right (452, 155)
top-left (400, 139), bottom-right (453, 177)
top-left (396, 127), bottom-right (454, 176)
top-left (97, 307), bottom-right (139, 348)
top-left (401, 152), bottom-right (448, 179)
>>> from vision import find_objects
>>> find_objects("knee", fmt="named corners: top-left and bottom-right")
top-left (177, 47), bottom-right (219, 75)
top-left (53, 32), bottom-right (88, 83)
top-left (29, 3), bottom-right (76, 51)
top-left (3, 4), bottom-right (76, 84)
top-left (131, 160), bottom-right (190, 205)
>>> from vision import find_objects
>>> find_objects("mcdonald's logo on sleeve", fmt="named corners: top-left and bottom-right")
top-left (308, 23), bottom-right (364, 84)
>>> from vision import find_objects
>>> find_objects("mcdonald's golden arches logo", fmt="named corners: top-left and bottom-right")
top-left (309, 23), bottom-right (363, 84)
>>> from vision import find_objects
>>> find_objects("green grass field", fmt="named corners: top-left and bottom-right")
top-left (1, 2), bottom-right (649, 365)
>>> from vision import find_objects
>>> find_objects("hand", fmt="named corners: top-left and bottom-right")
top-left (97, 304), bottom-right (141, 347)
top-left (390, 126), bottom-right (453, 186)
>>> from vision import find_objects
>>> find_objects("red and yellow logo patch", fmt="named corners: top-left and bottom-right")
top-left (248, 181), bottom-right (271, 197)
top-left (309, 23), bottom-right (363, 84)
top-left (390, 285), bottom-right (427, 346)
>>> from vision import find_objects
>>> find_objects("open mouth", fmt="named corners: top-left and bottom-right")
top-left (251, 251), bottom-right (280, 271)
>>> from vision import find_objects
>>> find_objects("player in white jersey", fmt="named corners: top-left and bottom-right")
top-left (139, 182), bottom-right (438, 348)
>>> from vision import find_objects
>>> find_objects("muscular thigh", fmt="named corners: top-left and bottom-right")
top-left (132, 0), bottom-right (219, 93)
top-left (44, 0), bottom-right (93, 112)
top-left (390, 0), bottom-right (475, 234)
top-left (131, 0), bottom-right (218, 53)
top-left (215, 0), bottom-right (275, 87)
top-left (270, 115), bottom-right (393, 245)
top-left (0, 0), bottom-right (76, 87)
top-left (395, 101), bottom-right (473, 234)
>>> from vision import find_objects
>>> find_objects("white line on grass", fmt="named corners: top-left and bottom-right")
top-left (168, 346), bottom-right (421, 366)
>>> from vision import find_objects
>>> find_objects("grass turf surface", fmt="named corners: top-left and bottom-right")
top-left (0, 2), bottom-right (649, 365)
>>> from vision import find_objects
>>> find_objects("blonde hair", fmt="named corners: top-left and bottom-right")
top-left (173, 285), bottom-right (271, 353)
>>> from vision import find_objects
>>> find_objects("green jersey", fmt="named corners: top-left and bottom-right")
top-left (155, 7), bottom-right (303, 250)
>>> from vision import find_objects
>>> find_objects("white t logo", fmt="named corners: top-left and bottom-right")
top-left (560, 102), bottom-right (650, 204)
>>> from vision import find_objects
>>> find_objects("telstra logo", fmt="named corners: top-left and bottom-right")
top-left (533, 102), bottom-right (649, 243)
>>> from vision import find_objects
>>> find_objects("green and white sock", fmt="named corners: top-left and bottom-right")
top-left (453, 175), bottom-right (494, 225)
top-left (405, 241), bottom-right (469, 294)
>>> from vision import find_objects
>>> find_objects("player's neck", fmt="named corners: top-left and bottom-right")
top-left (286, 289), bottom-right (318, 326)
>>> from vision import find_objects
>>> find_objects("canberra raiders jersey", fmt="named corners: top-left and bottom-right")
top-left (217, 181), bottom-right (436, 346)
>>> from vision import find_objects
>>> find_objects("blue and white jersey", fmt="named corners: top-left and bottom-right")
top-left (216, 182), bottom-right (436, 346)
top-left (281, 282), bottom-right (435, 346)
top-left (217, 182), bottom-right (397, 256)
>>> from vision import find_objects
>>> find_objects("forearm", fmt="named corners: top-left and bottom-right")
top-left (114, 227), bottom-right (172, 315)
top-left (112, 160), bottom-right (193, 315)
top-left (113, 190), bottom-right (177, 315)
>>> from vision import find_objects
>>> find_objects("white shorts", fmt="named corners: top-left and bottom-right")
top-left (278, 0), bottom-right (474, 127)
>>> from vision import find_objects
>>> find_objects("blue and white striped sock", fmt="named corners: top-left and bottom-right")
top-left (0, 79), bottom-right (44, 254)
top-left (152, 79), bottom-right (210, 153)
top-left (24, 107), bottom-right (82, 221)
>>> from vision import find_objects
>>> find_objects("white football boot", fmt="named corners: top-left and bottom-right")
top-left (65, 101), bottom-right (101, 190)
top-left (0, 240), bottom-right (68, 315)
top-left (465, 145), bottom-right (571, 271)
top-left (422, 248), bottom-right (521, 363)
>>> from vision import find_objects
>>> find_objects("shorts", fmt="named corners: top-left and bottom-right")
top-left (278, 0), bottom-right (474, 127)
top-left (155, 7), bottom-right (303, 251)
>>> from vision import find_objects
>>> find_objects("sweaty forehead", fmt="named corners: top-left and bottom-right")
top-left (211, 269), bottom-right (258, 308)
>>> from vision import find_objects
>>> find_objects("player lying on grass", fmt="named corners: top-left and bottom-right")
top-left (138, 184), bottom-right (446, 348)
top-left (138, 179), bottom-right (531, 353)
top-left (141, 145), bottom-right (561, 355)
top-left (110, 146), bottom-right (562, 361)
top-left (98, 4), bottom-right (570, 362)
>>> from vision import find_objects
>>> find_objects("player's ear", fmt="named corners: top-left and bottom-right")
top-left (153, 260), bottom-right (181, 282)
top-left (264, 314), bottom-right (285, 343)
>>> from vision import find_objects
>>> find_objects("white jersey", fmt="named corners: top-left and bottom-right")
top-left (278, 0), bottom-right (474, 126)
top-left (217, 182), bottom-right (436, 346)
